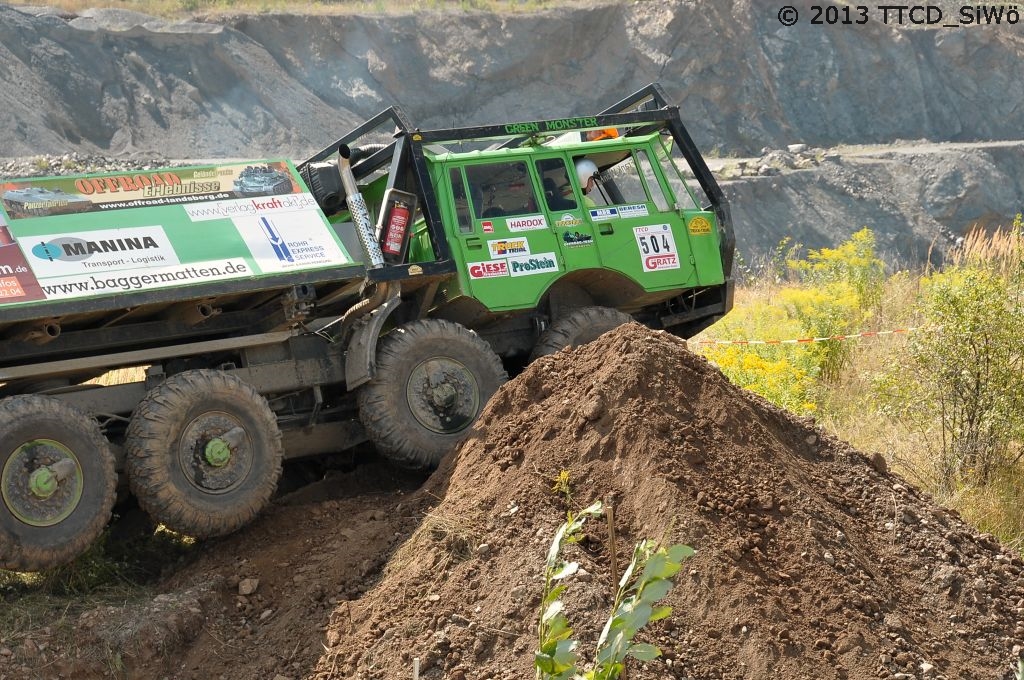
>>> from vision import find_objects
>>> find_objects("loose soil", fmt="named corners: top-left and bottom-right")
top-left (3, 324), bottom-right (1023, 680)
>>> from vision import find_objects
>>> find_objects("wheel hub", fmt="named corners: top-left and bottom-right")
top-left (28, 467), bottom-right (58, 499)
top-left (1, 439), bottom-right (84, 527)
top-left (179, 415), bottom-right (253, 495)
top-left (430, 383), bottom-right (458, 410)
top-left (204, 438), bottom-right (232, 467)
top-left (406, 357), bottom-right (480, 435)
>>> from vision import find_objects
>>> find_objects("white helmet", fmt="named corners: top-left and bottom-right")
top-left (575, 158), bottom-right (599, 187)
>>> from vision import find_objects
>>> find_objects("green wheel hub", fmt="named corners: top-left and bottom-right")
top-left (179, 413), bottom-right (253, 495)
top-left (29, 466), bottom-right (58, 499)
top-left (1, 439), bottom-right (84, 527)
top-left (204, 438), bottom-right (232, 467)
top-left (405, 357), bottom-right (480, 435)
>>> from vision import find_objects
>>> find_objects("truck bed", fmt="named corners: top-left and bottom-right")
top-left (0, 160), bottom-right (366, 375)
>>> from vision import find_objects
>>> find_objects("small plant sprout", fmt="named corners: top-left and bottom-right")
top-left (551, 469), bottom-right (572, 508)
top-left (535, 501), bottom-right (694, 680)
top-left (535, 501), bottom-right (602, 679)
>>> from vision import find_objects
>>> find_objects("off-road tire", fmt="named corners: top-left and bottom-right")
top-left (357, 319), bottom-right (507, 470)
top-left (0, 395), bottom-right (116, 572)
top-left (124, 370), bottom-right (283, 539)
top-left (530, 306), bottom-right (634, 361)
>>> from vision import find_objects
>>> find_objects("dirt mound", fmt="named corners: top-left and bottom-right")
top-left (300, 323), bottom-right (1022, 680)
top-left (14, 324), bottom-right (1021, 679)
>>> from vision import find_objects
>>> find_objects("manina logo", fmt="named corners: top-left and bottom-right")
top-left (31, 235), bottom-right (160, 262)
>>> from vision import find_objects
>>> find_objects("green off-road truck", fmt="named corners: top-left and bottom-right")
top-left (0, 84), bottom-right (733, 571)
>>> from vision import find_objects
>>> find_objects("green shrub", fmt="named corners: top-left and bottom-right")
top-left (877, 265), bottom-right (1024, 492)
top-left (788, 227), bottom-right (886, 310)
top-left (700, 229), bottom-right (886, 405)
top-left (785, 228), bottom-right (886, 382)
top-left (535, 501), bottom-right (692, 680)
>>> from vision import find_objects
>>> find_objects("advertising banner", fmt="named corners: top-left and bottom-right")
top-left (0, 161), bottom-right (358, 309)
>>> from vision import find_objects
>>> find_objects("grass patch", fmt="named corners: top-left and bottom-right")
top-left (385, 506), bottom-right (480, 590)
top-left (0, 519), bottom-right (197, 658)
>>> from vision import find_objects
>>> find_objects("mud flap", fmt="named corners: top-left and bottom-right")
top-left (344, 295), bottom-right (403, 390)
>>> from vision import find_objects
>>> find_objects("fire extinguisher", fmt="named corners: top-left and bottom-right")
top-left (376, 188), bottom-right (418, 265)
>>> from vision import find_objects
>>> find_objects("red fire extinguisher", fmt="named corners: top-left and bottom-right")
top-left (377, 189), bottom-right (418, 265)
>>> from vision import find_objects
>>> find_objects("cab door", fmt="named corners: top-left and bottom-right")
top-left (532, 156), bottom-right (600, 271)
top-left (572, 147), bottom-right (699, 290)
top-left (445, 160), bottom-right (563, 311)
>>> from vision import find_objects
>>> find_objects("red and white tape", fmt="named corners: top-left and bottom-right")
top-left (694, 328), bottom-right (917, 346)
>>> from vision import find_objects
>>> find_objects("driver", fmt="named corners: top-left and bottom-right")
top-left (574, 158), bottom-right (600, 207)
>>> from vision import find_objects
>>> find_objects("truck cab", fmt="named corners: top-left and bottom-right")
top-left (303, 83), bottom-right (735, 362)
top-left (426, 131), bottom-right (727, 320)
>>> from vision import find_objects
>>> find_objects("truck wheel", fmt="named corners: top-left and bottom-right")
top-left (530, 306), bottom-right (634, 361)
top-left (124, 370), bottom-right (283, 539)
top-left (358, 319), bottom-right (507, 470)
top-left (0, 396), bottom-right (116, 572)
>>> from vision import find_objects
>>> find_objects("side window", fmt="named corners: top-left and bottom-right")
top-left (534, 158), bottom-right (577, 212)
top-left (654, 136), bottom-right (700, 210)
top-left (636, 150), bottom-right (670, 212)
top-left (571, 152), bottom-right (650, 209)
top-left (448, 167), bottom-right (474, 234)
top-left (464, 161), bottom-right (539, 219)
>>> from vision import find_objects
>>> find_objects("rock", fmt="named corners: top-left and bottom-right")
top-left (787, 143), bottom-right (808, 153)
top-left (238, 578), bottom-right (260, 596)
top-left (823, 552), bottom-right (836, 566)
top-left (582, 396), bottom-right (604, 421)
top-left (932, 565), bottom-right (959, 590)
top-left (834, 632), bottom-right (863, 653)
top-left (259, 609), bottom-right (274, 621)
top-left (477, 543), bottom-right (491, 556)
top-left (920, 661), bottom-right (935, 675)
